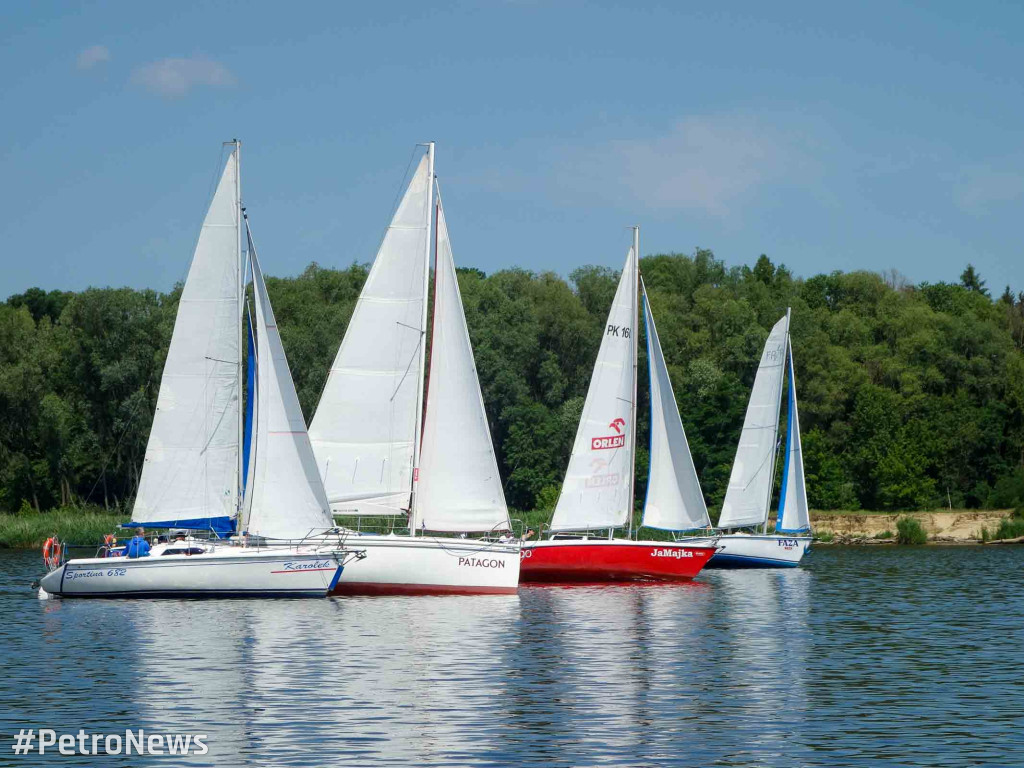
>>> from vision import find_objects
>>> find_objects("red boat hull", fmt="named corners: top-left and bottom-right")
top-left (519, 540), bottom-right (716, 583)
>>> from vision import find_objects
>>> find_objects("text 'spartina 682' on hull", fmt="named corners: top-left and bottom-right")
top-left (39, 545), bottom-right (343, 598)
top-left (520, 228), bottom-right (717, 583)
top-left (308, 144), bottom-right (520, 594)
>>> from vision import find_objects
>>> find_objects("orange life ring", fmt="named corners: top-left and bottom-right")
top-left (42, 537), bottom-right (61, 568)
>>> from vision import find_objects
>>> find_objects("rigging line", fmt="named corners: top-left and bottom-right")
top-left (389, 335), bottom-right (423, 403)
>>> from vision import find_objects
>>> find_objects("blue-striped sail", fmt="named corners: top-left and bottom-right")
top-left (243, 309), bottom-right (256, 494)
top-left (776, 340), bottom-right (811, 533)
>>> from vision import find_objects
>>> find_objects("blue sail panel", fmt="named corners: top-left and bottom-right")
top-left (123, 516), bottom-right (236, 537)
top-left (243, 311), bottom-right (256, 493)
top-left (775, 356), bottom-right (795, 532)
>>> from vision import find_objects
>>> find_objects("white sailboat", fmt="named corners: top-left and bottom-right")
top-left (520, 228), bottom-right (717, 582)
top-left (39, 143), bottom-right (355, 598)
top-left (308, 143), bottom-right (520, 594)
top-left (686, 309), bottom-right (813, 567)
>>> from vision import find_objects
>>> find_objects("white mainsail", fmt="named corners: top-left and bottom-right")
top-left (776, 339), bottom-right (811, 533)
top-left (308, 154), bottom-right (431, 515)
top-left (551, 247), bottom-right (637, 532)
top-left (245, 244), bottom-right (335, 539)
top-left (640, 282), bottom-right (711, 531)
top-left (131, 151), bottom-right (240, 529)
top-left (718, 312), bottom-right (790, 529)
top-left (415, 195), bottom-right (510, 532)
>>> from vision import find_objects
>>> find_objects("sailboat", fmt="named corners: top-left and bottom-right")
top-left (38, 142), bottom-right (356, 598)
top-left (519, 228), bottom-right (718, 582)
top-left (685, 309), bottom-right (813, 567)
top-left (307, 143), bottom-right (520, 595)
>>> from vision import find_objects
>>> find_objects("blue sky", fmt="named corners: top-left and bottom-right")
top-left (1, 1), bottom-right (1021, 299)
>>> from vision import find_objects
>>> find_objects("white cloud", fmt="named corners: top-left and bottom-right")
top-left (130, 57), bottom-right (236, 97)
top-left (554, 115), bottom-right (815, 218)
top-left (77, 45), bottom-right (110, 70)
top-left (954, 165), bottom-right (1024, 216)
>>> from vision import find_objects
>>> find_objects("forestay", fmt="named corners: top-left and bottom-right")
top-left (640, 284), bottom-right (710, 531)
top-left (551, 247), bottom-right (637, 531)
top-left (245, 245), bottom-right (335, 540)
top-left (415, 197), bottom-right (510, 532)
top-left (131, 152), bottom-right (240, 533)
top-left (776, 340), bottom-right (811, 533)
top-left (308, 155), bottom-right (430, 514)
top-left (718, 313), bottom-right (790, 529)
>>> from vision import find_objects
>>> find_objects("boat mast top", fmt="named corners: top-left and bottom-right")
top-left (409, 141), bottom-right (434, 536)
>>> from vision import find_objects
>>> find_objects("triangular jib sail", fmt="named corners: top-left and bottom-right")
top-left (551, 246), bottom-right (637, 532)
top-left (640, 282), bottom-right (710, 531)
top-left (718, 312), bottom-right (790, 529)
top-left (245, 233), bottom-right (335, 540)
top-left (414, 191), bottom-right (510, 532)
top-left (308, 154), bottom-right (431, 516)
top-left (130, 150), bottom-right (241, 535)
top-left (776, 337), bottom-right (810, 533)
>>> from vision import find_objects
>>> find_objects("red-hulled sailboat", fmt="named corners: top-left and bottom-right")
top-left (520, 228), bottom-right (717, 583)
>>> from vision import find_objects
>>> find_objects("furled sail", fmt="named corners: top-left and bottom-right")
top-left (415, 195), bottom-right (510, 532)
top-left (308, 154), bottom-right (430, 515)
top-left (776, 339), bottom-right (811, 533)
top-left (242, 309), bottom-right (256, 496)
top-left (551, 247), bottom-right (637, 531)
top-left (640, 283), bottom-right (710, 531)
top-left (245, 240), bottom-right (335, 539)
top-left (130, 151), bottom-right (240, 534)
top-left (718, 312), bottom-right (790, 529)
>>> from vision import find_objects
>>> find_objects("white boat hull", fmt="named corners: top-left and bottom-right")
top-left (330, 534), bottom-right (520, 595)
top-left (38, 547), bottom-right (344, 598)
top-left (686, 534), bottom-right (812, 568)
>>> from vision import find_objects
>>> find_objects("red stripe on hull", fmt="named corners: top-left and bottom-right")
top-left (519, 542), bottom-right (715, 583)
top-left (330, 582), bottom-right (518, 596)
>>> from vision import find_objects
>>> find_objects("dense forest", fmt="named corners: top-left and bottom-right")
top-left (2, 252), bottom-right (1023, 519)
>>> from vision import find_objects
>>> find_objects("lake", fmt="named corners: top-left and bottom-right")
top-left (1, 545), bottom-right (1021, 766)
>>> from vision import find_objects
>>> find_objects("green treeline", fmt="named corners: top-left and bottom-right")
top-left (2, 252), bottom-right (1023, 518)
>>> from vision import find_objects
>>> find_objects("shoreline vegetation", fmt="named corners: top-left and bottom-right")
top-left (3, 255), bottom-right (1023, 534)
top-left (2, 507), bottom-right (1023, 550)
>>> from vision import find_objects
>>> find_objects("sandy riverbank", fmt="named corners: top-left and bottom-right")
top-left (808, 509), bottom-right (1014, 544)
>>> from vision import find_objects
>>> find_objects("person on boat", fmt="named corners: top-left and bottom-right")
top-left (123, 527), bottom-right (151, 558)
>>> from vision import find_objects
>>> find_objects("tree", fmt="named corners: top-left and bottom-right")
top-left (960, 264), bottom-right (989, 296)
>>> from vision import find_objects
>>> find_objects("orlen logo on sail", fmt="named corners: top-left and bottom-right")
top-left (591, 418), bottom-right (626, 450)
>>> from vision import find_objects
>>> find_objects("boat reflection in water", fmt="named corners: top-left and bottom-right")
top-left (41, 573), bottom-right (807, 766)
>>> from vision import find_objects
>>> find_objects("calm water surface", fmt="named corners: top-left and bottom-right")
top-left (1, 546), bottom-right (1021, 767)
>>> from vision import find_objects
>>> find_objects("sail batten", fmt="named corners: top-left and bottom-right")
top-left (718, 313), bottom-right (790, 529)
top-left (309, 155), bottom-right (431, 514)
top-left (640, 284), bottom-right (711, 532)
top-left (551, 247), bottom-right (637, 532)
top-left (131, 151), bottom-right (241, 530)
top-left (415, 195), bottom-right (510, 532)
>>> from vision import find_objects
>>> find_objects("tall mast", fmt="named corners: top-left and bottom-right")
top-left (763, 306), bottom-right (791, 533)
top-left (409, 141), bottom-right (434, 536)
top-left (626, 225), bottom-right (640, 540)
top-left (232, 139), bottom-right (244, 523)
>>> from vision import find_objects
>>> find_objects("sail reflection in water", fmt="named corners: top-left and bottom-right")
top-left (9, 547), bottom-right (1023, 766)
